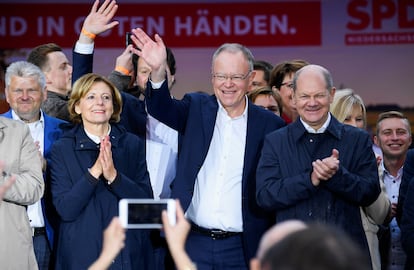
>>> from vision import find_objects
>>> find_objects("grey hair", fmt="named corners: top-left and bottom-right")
top-left (211, 43), bottom-right (254, 74)
top-left (292, 64), bottom-right (334, 92)
top-left (5, 61), bottom-right (46, 90)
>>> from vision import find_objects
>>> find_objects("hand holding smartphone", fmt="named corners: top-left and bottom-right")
top-left (126, 32), bottom-right (134, 48)
top-left (119, 199), bottom-right (176, 229)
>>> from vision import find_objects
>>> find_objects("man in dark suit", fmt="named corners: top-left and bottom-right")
top-left (397, 138), bottom-right (413, 270)
top-left (131, 28), bottom-right (285, 269)
top-left (256, 64), bottom-right (381, 268)
top-left (399, 150), bottom-right (414, 269)
top-left (398, 149), bottom-right (414, 225)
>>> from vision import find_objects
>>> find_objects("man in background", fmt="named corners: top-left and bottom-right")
top-left (2, 61), bottom-right (65, 269)
top-left (248, 60), bottom-right (273, 92)
top-left (375, 111), bottom-right (411, 270)
top-left (27, 44), bottom-right (72, 121)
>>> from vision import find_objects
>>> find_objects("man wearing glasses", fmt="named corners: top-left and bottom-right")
top-left (131, 28), bottom-right (285, 270)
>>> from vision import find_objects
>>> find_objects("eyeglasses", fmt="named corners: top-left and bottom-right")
top-left (212, 72), bottom-right (251, 83)
top-left (280, 82), bottom-right (294, 89)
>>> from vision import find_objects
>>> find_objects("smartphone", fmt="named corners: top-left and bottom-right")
top-left (119, 198), bottom-right (176, 229)
top-left (126, 32), bottom-right (133, 47)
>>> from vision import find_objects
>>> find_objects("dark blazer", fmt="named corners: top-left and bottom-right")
top-left (256, 117), bottom-right (381, 258)
top-left (50, 123), bottom-right (154, 270)
top-left (1, 110), bottom-right (65, 247)
top-left (399, 149), bottom-right (414, 270)
top-left (145, 80), bottom-right (285, 262)
top-left (72, 51), bottom-right (147, 139)
top-left (398, 148), bottom-right (414, 224)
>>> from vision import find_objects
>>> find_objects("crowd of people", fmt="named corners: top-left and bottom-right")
top-left (0, 0), bottom-right (413, 270)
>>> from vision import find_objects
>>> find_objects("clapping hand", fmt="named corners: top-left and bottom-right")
top-left (89, 135), bottom-right (117, 183)
top-left (311, 149), bottom-right (340, 186)
top-left (99, 135), bottom-right (117, 183)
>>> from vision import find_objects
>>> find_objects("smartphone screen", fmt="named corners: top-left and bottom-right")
top-left (128, 203), bottom-right (166, 225)
top-left (119, 199), bottom-right (176, 229)
top-left (126, 32), bottom-right (133, 47)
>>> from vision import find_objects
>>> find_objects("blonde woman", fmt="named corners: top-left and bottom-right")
top-left (331, 88), bottom-right (391, 270)
top-left (331, 88), bottom-right (367, 128)
top-left (49, 73), bottom-right (154, 270)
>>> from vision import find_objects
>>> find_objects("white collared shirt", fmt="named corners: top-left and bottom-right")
top-left (146, 80), bottom-right (179, 199)
top-left (186, 97), bottom-right (248, 232)
top-left (74, 41), bottom-right (94, 54)
top-left (146, 114), bottom-right (178, 199)
top-left (84, 125), bottom-right (112, 144)
top-left (12, 110), bottom-right (45, 228)
top-left (381, 162), bottom-right (406, 269)
top-left (300, 113), bottom-right (331, 134)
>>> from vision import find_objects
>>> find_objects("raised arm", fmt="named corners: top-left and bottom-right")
top-left (78, 0), bottom-right (119, 45)
top-left (73, 0), bottom-right (119, 83)
top-left (131, 28), bottom-right (167, 83)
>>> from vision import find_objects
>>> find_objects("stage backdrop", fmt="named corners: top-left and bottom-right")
top-left (1, 0), bottom-right (414, 108)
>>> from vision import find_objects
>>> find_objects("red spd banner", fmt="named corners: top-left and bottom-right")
top-left (345, 0), bottom-right (414, 45)
top-left (0, 2), bottom-right (321, 48)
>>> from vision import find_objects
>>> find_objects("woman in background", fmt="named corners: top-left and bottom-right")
top-left (247, 86), bottom-right (283, 117)
top-left (330, 88), bottom-right (391, 270)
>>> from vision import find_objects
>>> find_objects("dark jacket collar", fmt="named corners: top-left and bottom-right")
top-left (290, 115), bottom-right (343, 142)
top-left (61, 123), bottom-right (127, 150)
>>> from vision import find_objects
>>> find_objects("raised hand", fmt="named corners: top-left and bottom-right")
top-left (114, 45), bottom-right (135, 74)
top-left (130, 28), bottom-right (167, 82)
top-left (80, 0), bottom-right (119, 42)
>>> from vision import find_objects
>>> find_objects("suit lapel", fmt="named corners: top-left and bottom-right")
top-left (43, 115), bottom-right (52, 157)
top-left (201, 95), bottom-right (219, 149)
top-left (243, 104), bottom-right (261, 188)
